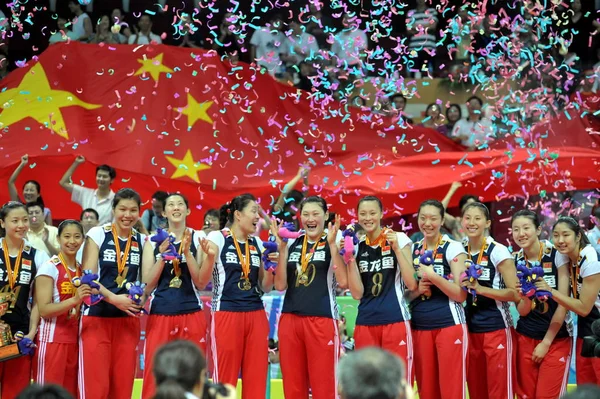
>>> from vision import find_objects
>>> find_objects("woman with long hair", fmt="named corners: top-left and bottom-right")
top-left (407, 199), bottom-right (468, 399)
top-left (511, 209), bottom-right (572, 399)
top-left (34, 220), bottom-right (90, 397)
top-left (141, 193), bottom-right (208, 399)
top-left (0, 201), bottom-right (49, 398)
top-left (536, 216), bottom-right (600, 385)
top-left (199, 193), bottom-right (274, 398)
top-left (345, 196), bottom-right (417, 384)
top-left (79, 188), bottom-right (146, 399)
top-left (460, 202), bottom-right (519, 399)
top-left (8, 154), bottom-right (52, 225)
top-left (273, 196), bottom-right (347, 398)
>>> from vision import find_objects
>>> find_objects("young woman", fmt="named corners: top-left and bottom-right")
top-left (141, 193), bottom-right (208, 399)
top-left (345, 196), bottom-right (417, 384)
top-left (445, 103), bottom-right (462, 133)
top-left (34, 220), bottom-right (91, 397)
top-left (0, 201), bottom-right (49, 398)
top-left (273, 196), bottom-right (347, 399)
top-left (419, 103), bottom-right (449, 136)
top-left (511, 210), bottom-right (572, 399)
top-left (460, 203), bottom-right (519, 399)
top-left (407, 199), bottom-right (468, 399)
top-left (79, 188), bottom-right (146, 399)
top-left (8, 154), bottom-right (52, 225)
top-left (535, 216), bottom-right (600, 385)
top-left (199, 194), bottom-right (274, 398)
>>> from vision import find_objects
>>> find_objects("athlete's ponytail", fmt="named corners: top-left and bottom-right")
top-left (153, 340), bottom-right (206, 399)
top-left (153, 378), bottom-right (187, 399)
top-left (219, 202), bottom-right (231, 230)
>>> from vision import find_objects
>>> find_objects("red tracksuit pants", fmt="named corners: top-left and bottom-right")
top-left (78, 316), bottom-right (141, 399)
top-left (354, 320), bottom-right (414, 385)
top-left (34, 341), bottom-right (78, 397)
top-left (515, 333), bottom-right (572, 399)
top-left (413, 324), bottom-right (468, 399)
top-left (467, 328), bottom-right (516, 399)
top-left (141, 311), bottom-right (208, 399)
top-left (576, 337), bottom-right (600, 385)
top-left (278, 314), bottom-right (340, 399)
top-left (0, 355), bottom-right (31, 399)
top-left (211, 310), bottom-right (269, 399)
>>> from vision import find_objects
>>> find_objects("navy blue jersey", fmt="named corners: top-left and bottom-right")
top-left (84, 224), bottom-right (145, 318)
top-left (463, 237), bottom-right (514, 333)
top-left (410, 235), bottom-right (467, 330)
top-left (149, 230), bottom-right (203, 316)
top-left (573, 245), bottom-right (600, 338)
top-left (281, 235), bottom-right (338, 319)
top-left (515, 240), bottom-right (573, 340)
top-left (0, 239), bottom-right (48, 332)
top-left (355, 233), bottom-right (412, 326)
top-left (209, 231), bottom-right (264, 312)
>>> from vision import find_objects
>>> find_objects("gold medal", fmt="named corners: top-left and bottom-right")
top-left (112, 224), bottom-right (133, 288)
top-left (169, 276), bottom-right (182, 289)
top-left (68, 307), bottom-right (78, 319)
top-left (299, 274), bottom-right (309, 286)
top-left (115, 274), bottom-right (126, 288)
top-left (238, 277), bottom-right (252, 291)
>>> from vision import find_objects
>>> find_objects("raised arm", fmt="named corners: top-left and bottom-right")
top-left (273, 166), bottom-right (309, 214)
top-left (441, 181), bottom-right (462, 229)
top-left (59, 155), bottom-right (86, 194)
top-left (8, 155), bottom-right (28, 202)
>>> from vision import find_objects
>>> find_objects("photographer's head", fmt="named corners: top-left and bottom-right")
top-left (16, 384), bottom-right (73, 399)
top-left (153, 340), bottom-right (206, 399)
top-left (338, 347), bottom-right (413, 399)
top-left (561, 384), bottom-right (600, 399)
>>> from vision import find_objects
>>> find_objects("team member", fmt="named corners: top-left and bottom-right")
top-left (0, 202), bottom-right (49, 398)
top-left (34, 220), bottom-right (91, 397)
top-left (199, 194), bottom-right (275, 398)
top-left (536, 216), bottom-right (600, 385)
top-left (460, 202), bottom-right (519, 399)
top-left (345, 196), bottom-right (417, 384)
top-left (273, 196), bottom-right (347, 399)
top-left (141, 193), bottom-right (208, 399)
top-left (511, 210), bottom-right (572, 399)
top-left (8, 154), bottom-right (53, 224)
top-left (407, 199), bottom-right (468, 399)
top-left (79, 188), bottom-right (146, 399)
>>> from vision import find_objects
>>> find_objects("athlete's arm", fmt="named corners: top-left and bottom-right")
top-left (346, 258), bottom-right (364, 300)
top-left (273, 243), bottom-right (289, 291)
top-left (476, 259), bottom-right (520, 303)
top-left (423, 253), bottom-right (468, 303)
top-left (396, 242), bottom-right (417, 291)
top-left (328, 215), bottom-right (347, 289)
top-left (539, 272), bottom-right (600, 317)
top-left (141, 239), bottom-right (165, 293)
top-left (441, 181), bottom-right (461, 230)
top-left (35, 275), bottom-right (91, 319)
top-left (197, 239), bottom-right (217, 289)
top-left (59, 156), bottom-right (85, 194)
top-left (25, 303), bottom-right (40, 340)
top-left (259, 262), bottom-right (274, 293)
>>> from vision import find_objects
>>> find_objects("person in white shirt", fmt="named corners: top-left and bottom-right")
top-left (49, 16), bottom-right (79, 44)
top-left (68, 0), bottom-right (92, 42)
top-left (588, 207), bottom-right (600, 256)
top-left (250, 14), bottom-right (288, 76)
top-left (451, 95), bottom-right (493, 150)
top-left (128, 14), bottom-right (162, 45)
top-left (406, 0), bottom-right (438, 76)
top-left (330, 13), bottom-right (368, 71)
top-left (25, 199), bottom-right (59, 257)
top-left (59, 156), bottom-right (116, 225)
top-left (282, 19), bottom-right (319, 65)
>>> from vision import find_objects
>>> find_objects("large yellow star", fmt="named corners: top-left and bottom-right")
top-left (0, 63), bottom-right (101, 139)
top-left (165, 149), bottom-right (210, 183)
top-left (179, 93), bottom-right (213, 127)
top-left (134, 53), bottom-right (174, 82)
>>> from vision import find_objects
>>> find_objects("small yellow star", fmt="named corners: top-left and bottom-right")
top-left (134, 53), bottom-right (174, 82)
top-left (179, 93), bottom-right (213, 127)
top-left (165, 149), bottom-right (210, 183)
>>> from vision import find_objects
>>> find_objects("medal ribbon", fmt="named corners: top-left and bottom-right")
top-left (300, 234), bottom-right (322, 274)
top-left (171, 230), bottom-right (186, 278)
top-left (2, 239), bottom-right (23, 290)
top-left (111, 224), bottom-right (133, 282)
top-left (366, 228), bottom-right (389, 247)
top-left (423, 235), bottom-right (443, 261)
top-left (230, 230), bottom-right (250, 280)
top-left (523, 241), bottom-right (544, 265)
top-left (58, 253), bottom-right (82, 297)
top-left (467, 239), bottom-right (487, 265)
top-left (571, 251), bottom-right (582, 300)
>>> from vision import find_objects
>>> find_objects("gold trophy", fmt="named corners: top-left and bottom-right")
top-left (0, 292), bottom-right (21, 361)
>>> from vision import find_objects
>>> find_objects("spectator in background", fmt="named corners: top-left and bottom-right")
top-left (214, 12), bottom-right (241, 62)
top-left (587, 207), bottom-right (600, 255)
top-left (80, 208), bottom-right (99, 234)
top-left (92, 15), bottom-right (124, 44)
top-left (203, 209), bottom-right (220, 233)
top-left (451, 95), bottom-right (493, 149)
top-left (26, 199), bottom-right (60, 257)
top-left (406, 0), bottom-right (438, 77)
top-left (419, 103), bottom-right (448, 135)
top-left (338, 347), bottom-right (414, 399)
top-left (171, 13), bottom-right (204, 48)
top-left (445, 103), bottom-right (462, 133)
top-left (48, 16), bottom-right (79, 44)
top-left (68, 0), bottom-right (92, 42)
top-left (250, 13), bottom-right (288, 77)
top-left (330, 14), bottom-right (368, 80)
top-left (283, 19), bottom-right (319, 65)
top-left (16, 384), bottom-right (73, 399)
top-left (303, 2), bottom-right (332, 49)
top-left (390, 93), bottom-right (414, 124)
top-left (140, 190), bottom-right (168, 234)
top-left (111, 8), bottom-right (132, 40)
top-left (128, 14), bottom-right (162, 45)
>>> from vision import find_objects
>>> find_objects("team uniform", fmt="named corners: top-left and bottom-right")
top-left (279, 233), bottom-right (341, 399)
top-left (514, 240), bottom-right (573, 399)
top-left (462, 236), bottom-right (515, 399)
top-left (571, 245), bottom-right (600, 385)
top-left (411, 235), bottom-right (468, 399)
top-left (141, 229), bottom-right (208, 399)
top-left (353, 232), bottom-right (414, 384)
top-left (34, 255), bottom-right (82, 397)
top-left (0, 238), bottom-right (48, 399)
top-left (78, 224), bottom-right (146, 399)
top-left (208, 230), bottom-right (269, 399)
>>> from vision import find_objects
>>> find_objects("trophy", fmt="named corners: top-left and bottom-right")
top-left (0, 292), bottom-right (22, 361)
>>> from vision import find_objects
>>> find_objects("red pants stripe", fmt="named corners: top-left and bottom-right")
top-left (467, 328), bottom-right (515, 399)
top-left (0, 355), bottom-right (31, 399)
top-left (576, 337), bottom-right (600, 385)
top-left (210, 310), bottom-right (269, 399)
top-left (413, 324), bottom-right (468, 399)
top-left (515, 333), bottom-right (572, 399)
top-left (278, 314), bottom-right (340, 399)
top-left (78, 316), bottom-right (141, 399)
top-left (354, 321), bottom-right (414, 385)
top-left (141, 311), bottom-right (208, 399)
top-left (34, 341), bottom-right (78, 398)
